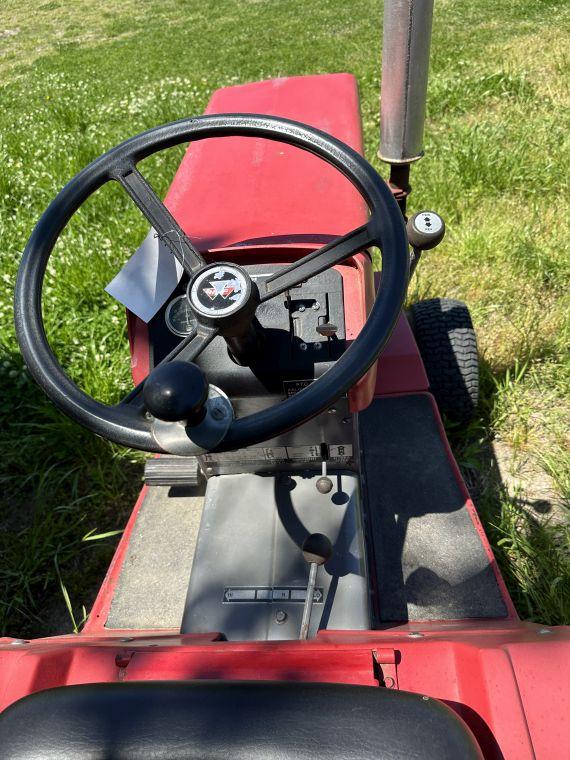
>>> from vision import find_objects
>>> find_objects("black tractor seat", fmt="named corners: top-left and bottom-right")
top-left (0, 680), bottom-right (482, 759)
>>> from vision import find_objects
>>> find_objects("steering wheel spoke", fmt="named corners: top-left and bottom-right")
top-left (116, 165), bottom-right (205, 276)
top-left (116, 324), bottom-right (218, 409)
top-left (258, 223), bottom-right (375, 302)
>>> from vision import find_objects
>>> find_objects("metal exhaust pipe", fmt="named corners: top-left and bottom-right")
top-left (379, 0), bottom-right (435, 211)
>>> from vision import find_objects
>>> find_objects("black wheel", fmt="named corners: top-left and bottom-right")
top-left (410, 298), bottom-right (479, 424)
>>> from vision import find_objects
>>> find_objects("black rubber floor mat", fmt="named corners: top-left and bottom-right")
top-left (358, 395), bottom-right (507, 622)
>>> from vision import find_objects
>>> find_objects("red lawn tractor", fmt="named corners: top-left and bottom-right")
top-left (3, 1), bottom-right (569, 758)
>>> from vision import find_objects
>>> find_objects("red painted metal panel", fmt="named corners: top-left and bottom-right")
top-left (505, 640), bottom-right (570, 758)
top-left (166, 74), bottom-right (367, 252)
top-left (126, 309), bottom-right (150, 386)
top-left (123, 648), bottom-right (379, 686)
top-left (2, 628), bottom-right (569, 759)
top-left (374, 313), bottom-right (429, 395)
top-left (83, 487), bottom-right (150, 635)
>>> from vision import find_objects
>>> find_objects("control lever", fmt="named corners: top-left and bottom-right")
top-left (316, 443), bottom-right (333, 494)
top-left (406, 210), bottom-right (445, 275)
top-left (299, 533), bottom-right (333, 640)
top-left (143, 361), bottom-right (233, 454)
top-left (143, 361), bottom-right (208, 424)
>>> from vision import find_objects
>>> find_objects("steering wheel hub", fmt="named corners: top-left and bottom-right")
top-left (188, 263), bottom-right (255, 321)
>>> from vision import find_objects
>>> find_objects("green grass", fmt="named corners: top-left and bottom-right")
top-left (1, 0), bottom-right (568, 635)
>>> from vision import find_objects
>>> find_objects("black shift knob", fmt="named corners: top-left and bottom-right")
top-left (143, 361), bottom-right (208, 424)
top-left (302, 533), bottom-right (333, 566)
top-left (406, 210), bottom-right (446, 251)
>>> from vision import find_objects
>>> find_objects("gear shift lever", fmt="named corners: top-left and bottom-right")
top-left (299, 533), bottom-right (333, 640)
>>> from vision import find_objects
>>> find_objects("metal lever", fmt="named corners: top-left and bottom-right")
top-left (299, 533), bottom-right (333, 640)
top-left (316, 442), bottom-right (333, 494)
top-left (406, 210), bottom-right (446, 276)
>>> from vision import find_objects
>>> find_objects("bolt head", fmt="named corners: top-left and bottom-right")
top-left (298, 305), bottom-right (306, 312)
top-left (299, 342), bottom-right (308, 351)
top-left (275, 610), bottom-right (287, 624)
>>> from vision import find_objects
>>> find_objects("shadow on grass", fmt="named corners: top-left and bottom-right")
top-left (446, 358), bottom-right (569, 626)
top-left (0, 349), bottom-right (143, 638)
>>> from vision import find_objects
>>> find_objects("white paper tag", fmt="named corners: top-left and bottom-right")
top-left (105, 228), bottom-right (183, 323)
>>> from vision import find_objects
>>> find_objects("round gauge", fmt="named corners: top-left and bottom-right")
top-left (165, 295), bottom-right (198, 338)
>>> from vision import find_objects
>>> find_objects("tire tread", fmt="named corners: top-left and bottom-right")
top-left (410, 298), bottom-right (479, 424)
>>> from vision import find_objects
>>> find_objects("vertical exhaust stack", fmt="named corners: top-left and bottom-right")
top-left (379, 0), bottom-right (435, 213)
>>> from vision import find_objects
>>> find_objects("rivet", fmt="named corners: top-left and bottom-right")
top-left (211, 406), bottom-right (226, 421)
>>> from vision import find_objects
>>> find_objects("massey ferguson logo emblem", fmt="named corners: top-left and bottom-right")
top-left (203, 280), bottom-right (237, 300)
top-left (190, 266), bottom-right (246, 315)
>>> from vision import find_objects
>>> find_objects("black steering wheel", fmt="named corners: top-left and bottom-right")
top-left (14, 114), bottom-right (408, 453)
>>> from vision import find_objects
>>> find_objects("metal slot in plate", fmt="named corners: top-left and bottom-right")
top-left (223, 587), bottom-right (324, 603)
top-left (201, 444), bottom-right (353, 467)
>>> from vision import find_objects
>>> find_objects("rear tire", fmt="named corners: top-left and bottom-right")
top-left (410, 298), bottom-right (479, 424)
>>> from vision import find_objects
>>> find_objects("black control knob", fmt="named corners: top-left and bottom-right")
top-left (143, 361), bottom-right (208, 425)
top-left (302, 533), bottom-right (333, 566)
top-left (406, 210), bottom-right (446, 251)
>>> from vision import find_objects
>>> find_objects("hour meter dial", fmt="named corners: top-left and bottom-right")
top-left (165, 295), bottom-right (198, 338)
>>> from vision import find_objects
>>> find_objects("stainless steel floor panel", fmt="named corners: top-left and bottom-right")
top-left (181, 472), bottom-right (370, 640)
